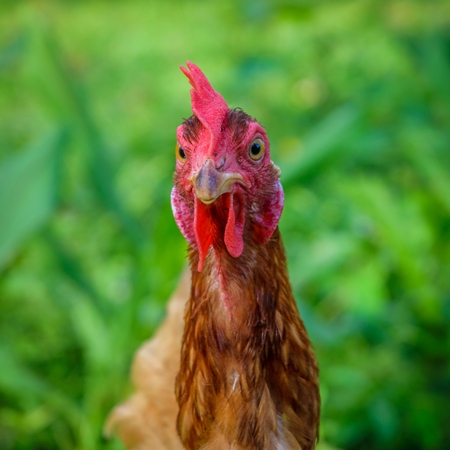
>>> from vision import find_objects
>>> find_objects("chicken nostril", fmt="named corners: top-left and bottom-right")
top-left (216, 156), bottom-right (226, 170)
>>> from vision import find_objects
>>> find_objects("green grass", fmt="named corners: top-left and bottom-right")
top-left (1, 1), bottom-right (449, 449)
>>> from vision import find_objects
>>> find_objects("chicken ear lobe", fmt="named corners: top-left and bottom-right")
top-left (253, 179), bottom-right (284, 245)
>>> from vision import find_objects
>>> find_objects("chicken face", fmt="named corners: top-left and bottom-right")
top-left (171, 62), bottom-right (284, 271)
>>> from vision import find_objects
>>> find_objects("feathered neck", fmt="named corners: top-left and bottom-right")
top-left (175, 229), bottom-right (320, 450)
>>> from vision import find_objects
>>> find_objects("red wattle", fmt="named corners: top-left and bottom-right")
top-left (224, 193), bottom-right (245, 258)
top-left (194, 197), bottom-right (213, 272)
top-left (194, 194), bottom-right (245, 271)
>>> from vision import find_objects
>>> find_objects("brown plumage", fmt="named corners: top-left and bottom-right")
top-left (107, 62), bottom-right (320, 450)
top-left (176, 228), bottom-right (319, 449)
top-left (105, 270), bottom-right (188, 450)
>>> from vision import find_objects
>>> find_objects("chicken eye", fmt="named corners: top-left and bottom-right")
top-left (249, 138), bottom-right (265, 161)
top-left (176, 143), bottom-right (186, 162)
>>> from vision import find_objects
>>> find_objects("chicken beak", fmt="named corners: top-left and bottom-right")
top-left (192, 159), bottom-right (245, 204)
top-left (190, 159), bottom-right (247, 271)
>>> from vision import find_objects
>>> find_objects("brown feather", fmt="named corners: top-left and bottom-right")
top-left (105, 270), bottom-right (190, 449)
top-left (176, 228), bottom-right (320, 450)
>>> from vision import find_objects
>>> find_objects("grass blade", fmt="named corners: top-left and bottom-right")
top-left (282, 104), bottom-right (360, 186)
top-left (0, 128), bottom-right (67, 270)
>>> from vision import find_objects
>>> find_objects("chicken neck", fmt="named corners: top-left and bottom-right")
top-left (175, 228), bottom-right (320, 450)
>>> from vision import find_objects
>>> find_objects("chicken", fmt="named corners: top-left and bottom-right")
top-left (108, 61), bottom-right (320, 450)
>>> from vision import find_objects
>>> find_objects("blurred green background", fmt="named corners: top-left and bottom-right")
top-left (1, 1), bottom-right (449, 449)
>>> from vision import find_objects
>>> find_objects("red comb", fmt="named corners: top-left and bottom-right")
top-left (180, 61), bottom-right (229, 155)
